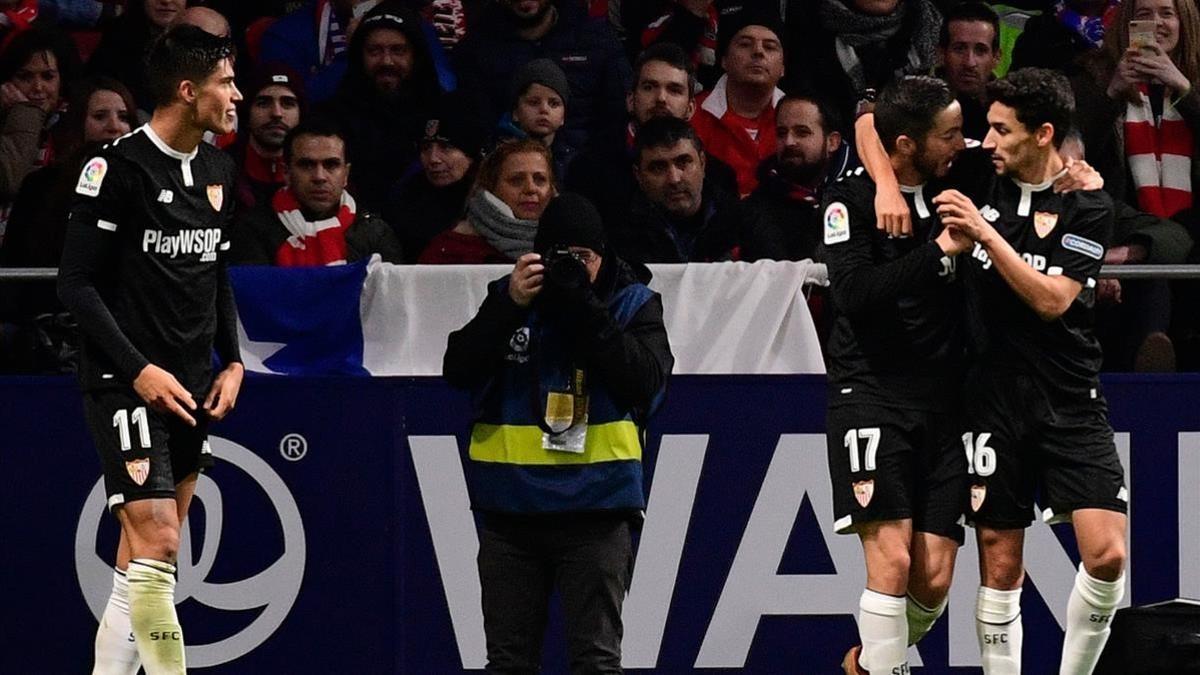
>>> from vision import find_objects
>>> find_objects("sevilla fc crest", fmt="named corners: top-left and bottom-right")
top-left (853, 479), bottom-right (875, 508)
top-left (970, 484), bottom-right (987, 512)
top-left (1034, 211), bottom-right (1058, 238)
top-left (207, 184), bottom-right (224, 211)
top-left (126, 458), bottom-right (150, 486)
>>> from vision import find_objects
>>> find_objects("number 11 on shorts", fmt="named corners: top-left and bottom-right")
top-left (112, 407), bottom-right (151, 452)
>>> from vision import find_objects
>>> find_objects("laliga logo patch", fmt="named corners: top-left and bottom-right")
top-left (824, 202), bottom-right (850, 246)
top-left (76, 157), bottom-right (108, 197)
top-left (76, 437), bottom-right (306, 667)
top-left (125, 458), bottom-right (150, 486)
top-left (852, 479), bottom-right (874, 508)
top-left (971, 484), bottom-right (987, 512)
top-left (509, 326), bottom-right (530, 354)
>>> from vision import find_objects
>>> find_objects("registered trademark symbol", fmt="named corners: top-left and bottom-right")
top-left (279, 433), bottom-right (308, 461)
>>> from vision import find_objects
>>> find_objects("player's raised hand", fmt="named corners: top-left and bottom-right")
top-left (133, 364), bottom-right (198, 427)
top-left (508, 253), bottom-right (545, 308)
top-left (933, 189), bottom-right (991, 243)
top-left (874, 182), bottom-right (912, 237)
top-left (1055, 158), bottom-right (1104, 193)
top-left (204, 362), bottom-right (244, 421)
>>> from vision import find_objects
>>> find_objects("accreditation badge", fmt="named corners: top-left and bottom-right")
top-left (543, 369), bottom-right (589, 453)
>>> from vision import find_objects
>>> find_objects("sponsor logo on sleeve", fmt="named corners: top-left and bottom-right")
top-left (75, 157), bottom-right (108, 197)
top-left (824, 202), bottom-right (850, 245)
top-left (1061, 233), bottom-right (1104, 260)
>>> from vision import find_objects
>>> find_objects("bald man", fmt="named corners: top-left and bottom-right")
top-left (181, 6), bottom-right (230, 38)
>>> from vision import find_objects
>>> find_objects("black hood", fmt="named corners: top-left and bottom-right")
top-left (339, 4), bottom-right (441, 104)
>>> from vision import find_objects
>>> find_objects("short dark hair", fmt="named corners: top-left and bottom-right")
top-left (283, 117), bottom-right (348, 164)
top-left (987, 68), bottom-right (1075, 147)
top-left (939, 2), bottom-right (1001, 51)
top-left (633, 42), bottom-right (696, 99)
top-left (0, 26), bottom-right (80, 85)
top-left (777, 92), bottom-right (845, 137)
top-left (633, 116), bottom-right (704, 163)
top-left (875, 76), bottom-right (956, 152)
top-left (145, 25), bottom-right (236, 108)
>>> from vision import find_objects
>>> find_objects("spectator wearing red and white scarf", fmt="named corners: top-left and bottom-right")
top-left (232, 118), bottom-right (403, 266)
top-left (1076, 0), bottom-right (1200, 223)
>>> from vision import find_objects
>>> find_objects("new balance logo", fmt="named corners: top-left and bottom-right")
top-left (157, 189), bottom-right (174, 204)
top-left (980, 205), bottom-right (1000, 222)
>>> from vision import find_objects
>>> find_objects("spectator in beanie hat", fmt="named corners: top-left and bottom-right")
top-left (233, 64), bottom-right (306, 215)
top-left (385, 89), bottom-right (489, 262)
top-left (497, 58), bottom-right (577, 180)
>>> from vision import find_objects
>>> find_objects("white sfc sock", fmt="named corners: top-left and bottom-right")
top-left (127, 559), bottom-right (186, 675)
top-left (93, 569), bottom-right (141, 675)
top-left (906, 593), bottom-right (946, 646)
top-left (976, 586), bottom-right (1023, 675)
top-left (859, 589), bottom-right (909, 673)
top-left (1060, 564), bottom-right (1125, 675)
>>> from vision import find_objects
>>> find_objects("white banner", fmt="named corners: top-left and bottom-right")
top-left (356, 260), bottom-right (826, 376)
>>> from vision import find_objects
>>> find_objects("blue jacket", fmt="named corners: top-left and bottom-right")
top-left (444, 259), bottom-right (673, 515)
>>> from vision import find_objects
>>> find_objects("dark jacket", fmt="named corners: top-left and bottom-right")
top-left (610, 177), bottom-right (742, 264)
top-left (383, 170), bottom-right (472, 263)
top-left (784, 0), bottom-right (938, 126)
top-left (1113, 200), bottom-right (1194, 264)
top-left (1010, 12), bottom-right (1095, 78)
top-left (453, 1), bottom-right (631, 152)
top-left (323, 6), bottom-right (445, 212)
top-left (741, 150), bottom-right (853, 262)
top-left (565, 131), bottom-right (739, 233)
top-left (444, 256), bottom-right (672, 423)
top-left (232, 198), bottom-right (404, 265)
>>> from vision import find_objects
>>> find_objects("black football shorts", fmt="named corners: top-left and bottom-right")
top-left (962, 367), bottom-right (1127, 529)
top-left (83, 388), bottom-right (213, 511)
top-left (827, 402), bottom-right (967, 543)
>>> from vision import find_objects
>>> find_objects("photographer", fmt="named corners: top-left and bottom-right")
top-left (443, 193), bottom-right (673, 674)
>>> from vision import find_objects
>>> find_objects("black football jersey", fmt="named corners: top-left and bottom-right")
top-left (58, 125), bottom-right (241, 395)
top-left (822, 167), bottom-right (964, 411)
top-left (954, 161), bottom-right (1113, 398)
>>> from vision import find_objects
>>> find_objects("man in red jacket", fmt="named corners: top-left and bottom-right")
top-left (690, 14), bottom-right (785, 197)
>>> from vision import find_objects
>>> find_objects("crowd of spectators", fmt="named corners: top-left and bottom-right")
top-left (0, 0), bottom-right (1196, 373)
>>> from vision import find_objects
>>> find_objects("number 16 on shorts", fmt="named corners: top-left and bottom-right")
top-left (963, 431), bottom-right (995, 512)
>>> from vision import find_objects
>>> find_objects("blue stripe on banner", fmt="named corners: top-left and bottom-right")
top-left (229, 260), bottom-right (370, 376)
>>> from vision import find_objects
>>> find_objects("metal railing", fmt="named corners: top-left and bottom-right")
top-left (6, 265), bottom-right (1200, 281)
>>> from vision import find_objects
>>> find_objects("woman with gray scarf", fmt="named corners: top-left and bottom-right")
top-left (419, 138), bottom-right (557, 264)
top-left (785, 0), bottom-right (942, 125)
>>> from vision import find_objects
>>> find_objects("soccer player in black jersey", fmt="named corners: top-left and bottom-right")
top-left (823, 77), bottom-right (973, 675)
top-left (58, 26), bottom-right (243, 675)
top-left (929, 68), bottom-right (1127, 675)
